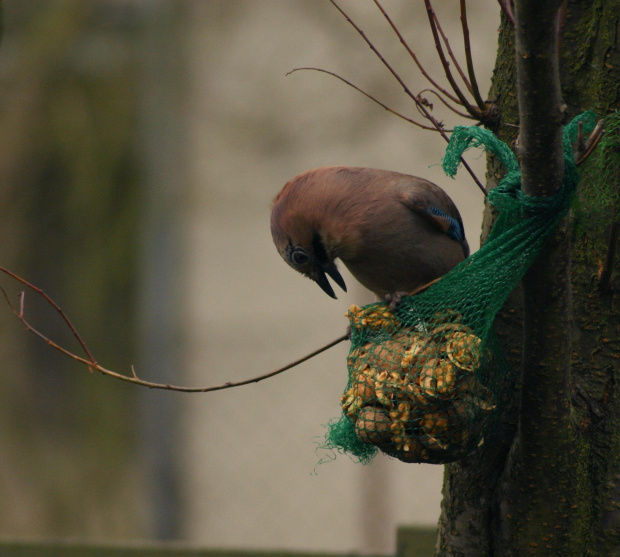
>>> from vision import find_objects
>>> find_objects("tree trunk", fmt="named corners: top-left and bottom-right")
top-left (437, 1), bottom-right (620, 555)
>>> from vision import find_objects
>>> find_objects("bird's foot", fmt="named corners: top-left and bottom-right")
top-left (384, 291), bottom-right (409, 312)
top-left (385, 279), bottom-right (443, 311)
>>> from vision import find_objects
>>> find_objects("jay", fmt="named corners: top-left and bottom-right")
top-left (270, 166), bottom-right (469, 300)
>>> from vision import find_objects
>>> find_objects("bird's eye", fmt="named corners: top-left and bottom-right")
top-left (290, 248), bottom-right (310, 266)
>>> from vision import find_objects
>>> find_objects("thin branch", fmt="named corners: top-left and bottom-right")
top-left (431, 2), bottom-right (472, 92)
top-left (286, 67), bottom-right (442, 131)
top-left (575, 118), bottom-right (605, 166)
top-left (329, 0), bottom-right (438, 126)
top-left (329, 0), bottom-right (487, 196)
top-left (372, 0), bottom-right (462, 106)
top-left (575, 118), bottom-right (604, 165)
top-left (460, 0), bottom-right (487, 111)
top-left (557, 0), bottom-right (567, 58)
top-left (497, 0), bottom-right (515, 25)
top-left (423, 0), bottom-right (481, 119)
top-left (418, 88), bottom-right (473, 119)
top-left (452, 150), bottom-right (487, 196)
top-left (0, 268), bottom-right (348, 393)
top-left (0, 266), bottom-right (98, 368)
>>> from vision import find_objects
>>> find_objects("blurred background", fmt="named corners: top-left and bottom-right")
top-left (0, 1), bottom-right (498, 554)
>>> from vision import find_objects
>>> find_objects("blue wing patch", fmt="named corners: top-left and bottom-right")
top-left (427, 206), bottom-right (465, 241)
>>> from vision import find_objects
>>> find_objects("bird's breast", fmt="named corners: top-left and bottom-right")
top-left (339, 230), bottom-right (466, 297)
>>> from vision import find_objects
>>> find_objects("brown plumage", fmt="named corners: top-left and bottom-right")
top-left (271, 166), bottom-right (469, 299)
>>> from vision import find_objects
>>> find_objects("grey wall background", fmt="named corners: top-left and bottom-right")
top-left (177, 1), bottom-right (496, 554)
top-left (0, 1), bottom-right (498, 555)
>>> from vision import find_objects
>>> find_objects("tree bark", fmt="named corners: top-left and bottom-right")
top-left (437, 0), bottom-right (620, 555)
top-left (498, 1), bottom-right (577, 553)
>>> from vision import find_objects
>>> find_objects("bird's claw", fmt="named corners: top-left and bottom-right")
top-left (385, 291), bottom-right (408, 312)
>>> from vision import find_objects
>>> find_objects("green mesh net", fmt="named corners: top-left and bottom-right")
top-left (322, 111), bottom-right (598, 465)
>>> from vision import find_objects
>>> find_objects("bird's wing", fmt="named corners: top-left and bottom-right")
top-left (398, 180), bottom-right (469, 254)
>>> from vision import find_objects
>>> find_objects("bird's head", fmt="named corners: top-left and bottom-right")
top-left (271, 226), bottom-right (347, 299)
top-left (271, 177), bottom-right (347, 299)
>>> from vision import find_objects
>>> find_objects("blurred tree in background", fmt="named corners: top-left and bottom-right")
top-left (0, 0), bottom-right (150, 537)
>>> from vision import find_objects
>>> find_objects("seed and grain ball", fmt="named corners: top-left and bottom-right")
top-left (355, 407), bottom-right (392, 445)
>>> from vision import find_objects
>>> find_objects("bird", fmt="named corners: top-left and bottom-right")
top-left (270, 166), bottom-right (469, 300)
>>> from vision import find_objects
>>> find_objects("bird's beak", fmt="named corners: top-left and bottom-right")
top-left (314, 261), bottom-right (347, 299)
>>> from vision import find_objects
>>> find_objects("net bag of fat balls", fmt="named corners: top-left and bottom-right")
top-left (322, 111), bottom-right (597, 465)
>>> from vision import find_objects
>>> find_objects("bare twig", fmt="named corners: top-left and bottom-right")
top-left (0, 266), bottom-right (348, 393)
top-left (424, 0), bottom-right (481, 119)
top-left (497, 0), bottom-right (515, 25)
top-left (329, 0), bottom-right (439, 127)
top-left (557, 0), bottom-right (567, 58)
top-left (329, 0), bottom-right (487, 196)
top-left (1, 287), bottom-right (96, 366)
top-left (372, 0), bottom-right (462, 106)
top-left (575, 118), bottom-right (605, 166)
top-left (430, 2), bottom-right (472, 92)
top-left (286, 67), bottom-right (442, 131)
top-left (0, 266), bottom-right (98, 369)
top-left (460, 0), bottom-right (487, 111)
top-left (418, 88), bottom-right (472, 119)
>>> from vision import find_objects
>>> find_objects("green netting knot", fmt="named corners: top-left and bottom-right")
top-left (322, 416), bottom-right (378, 465)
